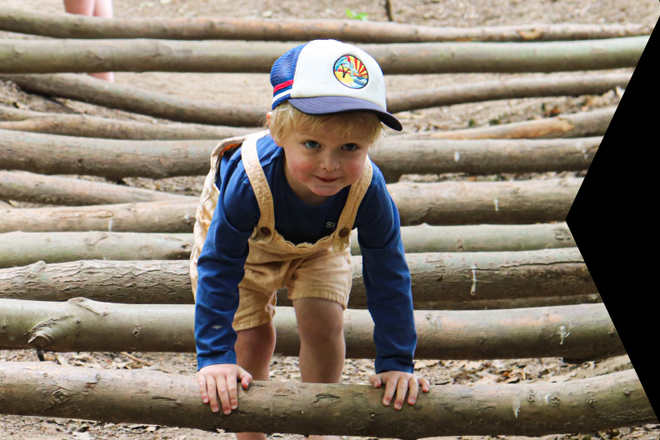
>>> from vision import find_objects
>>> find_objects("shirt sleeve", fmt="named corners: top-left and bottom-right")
top-left (355, 165), bottom-right (418, 374)
top-left (194, 163), bottom-right (259, 370)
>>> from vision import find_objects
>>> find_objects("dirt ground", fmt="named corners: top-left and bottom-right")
top-left (1, 0), bottom-right (659, 439)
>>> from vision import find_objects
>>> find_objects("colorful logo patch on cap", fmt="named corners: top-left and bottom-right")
top-left (333, 55), bottom-right (369, 89)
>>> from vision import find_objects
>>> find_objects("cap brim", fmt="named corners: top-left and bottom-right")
top-left (289, 96), bottom-right (402, 131)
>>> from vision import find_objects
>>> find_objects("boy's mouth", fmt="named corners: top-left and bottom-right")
top-left (315, 175), bottom-right (340, 183)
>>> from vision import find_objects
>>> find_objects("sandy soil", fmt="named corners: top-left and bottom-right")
top-left (1, 0), bottom-right (659, 439)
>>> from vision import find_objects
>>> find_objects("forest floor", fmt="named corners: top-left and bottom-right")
top-left (1, 0), bottom-right (659, 439)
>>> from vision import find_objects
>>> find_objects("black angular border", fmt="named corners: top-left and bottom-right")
top-left (566, 15), bottom-right (660, 416)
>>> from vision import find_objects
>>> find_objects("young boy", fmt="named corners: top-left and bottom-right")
top-left (191, 39), bottom-right (429, 438)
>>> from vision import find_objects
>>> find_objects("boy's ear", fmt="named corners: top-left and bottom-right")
top-left (266, 112), bottom-right (272, 127)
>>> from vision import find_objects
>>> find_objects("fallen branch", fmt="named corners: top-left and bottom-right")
top-left (2, 73), bottom-right (267, 127)
top-left (0, 178), bottom-right (582, 232)
top-left (426, 106), bottom-right (615, 139)
top-left (0, 170), bottom-right (194, 206)
top-left (0, 222), bottom-right (576, 267)
top-left (1, 363), bottom-right (653, 438)
top-left (0, 7), bottom-right (652, 42)
top-left (0, 37), bottom-right (647, 74)
top-left (2, 72), bottom-right (629, 123)
top-left (371, 137), bottom-right (599, 182)
top-left (0, 128), bottom-right (599, 180)
top-left (387, 72), bottom-right (630, 113)
top-left (0, 298), bottom-right (622, 360)
top-left (0, 106), bottom-right (257, 140)
top-left (0, 248), bottom-right (596, 308)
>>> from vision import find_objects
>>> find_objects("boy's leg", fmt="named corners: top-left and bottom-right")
top-left (293, 297), bottom-right (345, 440)
top-left (234, 321), bottom-right (276, 440)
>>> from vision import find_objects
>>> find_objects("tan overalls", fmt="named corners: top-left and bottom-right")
top-left (190, 131), bottom-right (373, 331)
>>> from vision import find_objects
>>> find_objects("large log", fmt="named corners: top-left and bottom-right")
top-left (0, 128), bottom-right (599, 180)
top-left (0, 178), bottom-right (582, 232)
top-left (2, 72), bottom-right (629, 124)
top-left (2, 73), bottom-right (267, 127)
top-left (0, 298), bottom-right (622, 360)
top-left (0, 106), bottom-right (257, 140)
top-left (0, 38), bottom-right (647, 74)
top-left (387, 72), bottom-right (630, 113)
top-left (0, 170), bottom-right (193, 206)
top-left (0, 248), bottom-right (596, 308)
top-left (0, 223), bottom-right (576, 267)
top-left (0, 7), bottom-right (652, 42)
top-left (1, 363), bottom-right (654, 439)
top-left (425, 106), bottom-right (615, 139)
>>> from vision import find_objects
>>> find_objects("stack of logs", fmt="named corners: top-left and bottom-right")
top-left (0, 6), bottom-right (656, 439)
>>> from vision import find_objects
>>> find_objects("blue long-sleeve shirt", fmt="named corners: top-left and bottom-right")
top-left (195, 135), bottom-right (417, 373)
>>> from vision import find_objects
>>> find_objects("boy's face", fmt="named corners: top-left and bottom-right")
top-left (275, 116), bottom-right (375, 206)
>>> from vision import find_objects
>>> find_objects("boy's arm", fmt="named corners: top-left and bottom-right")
top-left (356, 166), bottom-right (430, 407)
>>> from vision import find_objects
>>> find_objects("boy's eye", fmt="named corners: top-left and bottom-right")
top-left (343, 143), bottom-right (358, 151)
top-left (304, 141), bottom-right (321, 149)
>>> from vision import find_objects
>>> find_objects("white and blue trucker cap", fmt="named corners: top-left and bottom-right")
top-left (270, 39), bottom-right (402, 131)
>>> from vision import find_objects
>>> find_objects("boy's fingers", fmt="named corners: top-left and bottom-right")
top-left (393, 377), bottom-right (409, 410)
top-left (407, 376), bottom-right (420, 405)
top-left (383, 377), bottom-right (398, 406)
top-left (369, 375), bottom-right (382, 388)
top-left (205, 376), bottom-right (220, 413)
top-left (197, 374), bottom-right (209, 403)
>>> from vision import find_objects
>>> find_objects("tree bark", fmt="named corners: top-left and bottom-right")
top-left (1, 363), bottom-right (653, 439)
top-left (426, 107), bottom-right (615, 139)
top-left (388, 177), bottom-right (581, 226)
top-left (0, 128), bottom-right (217, 179)
top-left (0, 170), bottom-right (194, 206)
top-left (0, 6), bottom-right (652, 42)
top-left (0, 106), bottom-right (257, 140)
top-left (0, 199), bottom-right (198, 233)
top-left (386, 72), bottom-right (630, 113)
top-left (0, 298), bottom-right (623, 360)
top-left (3, 72), bottom-right (629, 123)
top-left (0, 232), bottom-right (192, 268)
top-left (370, 137), bottom-right (600, 182)
top-left (0, 178), bottom-right (581, 232)
top-left (0, 128), bottom-right (599, 180)
top-left (0, 222), bottom-right (576, 267)
top-left (2, 73), bottom-right (267, 127)
top-left (0, 38), bottom-right (647, 74)
top-left (0, 248), bottom-right (596, 308)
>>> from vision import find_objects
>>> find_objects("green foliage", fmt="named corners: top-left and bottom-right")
top-left (345, 8), bottom-right (369, 21)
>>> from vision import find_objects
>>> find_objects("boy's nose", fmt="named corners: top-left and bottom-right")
top-left (319, 153), bottom-right (340, 171)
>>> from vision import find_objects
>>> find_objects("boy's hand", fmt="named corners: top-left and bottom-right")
top-left (369, 371), bottom-right (431, 410)
top-left (197, 364), bottom-right (252, 415)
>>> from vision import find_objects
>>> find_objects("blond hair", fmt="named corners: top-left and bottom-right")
top-left (267, 102), bottom-right (384, 145)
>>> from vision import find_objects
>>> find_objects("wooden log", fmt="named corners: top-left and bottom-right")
top-left (0, 38), bottom-right (647, 74)
top-left (0, 128), bottom-right (599, 180)
top-left (387, 72), bottom-right (630, 113)
top-left (1, 73), bottom-right (267, 127)
top-left (0, 178), bottom-right (581, 232)
top-left (370, 137), bottom-right (600, 182)
top-left (388, 177), bottom-right (581, 226)
top-left (0, 106), bottom-right (257, 140)
top-left (0, 170), bottom-right (194, 206)
top-left (0, 298), bottom-right (623, 361)
top-left (0, 199), bottom-right (198, 233)
top-left (2, 72), bottom-right (629, 123)
top-left (425, 106), bottom-right (615, 139)
top-left (0, 248), bottom-right (596, 308)
top-left (0, 7), bottom-right (652, 42)
top-left (0, 232), bottom-right (192, 268)
top-left (0, 222), bottom-right (576, 267)
top-left (1, 363), bottom-right (654, 439)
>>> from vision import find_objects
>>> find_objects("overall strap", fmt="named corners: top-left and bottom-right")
top-left (241, 133), bottom-right (276, 243)
top-left (332, 158), bottom-right (374, 252)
